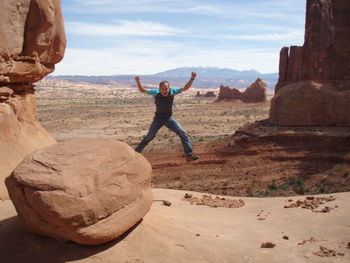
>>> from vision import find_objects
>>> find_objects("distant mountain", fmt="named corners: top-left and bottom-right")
top-left (48, 67), bottom-right (278, 90)
top-left (154, 67), bottom-right (261, 79)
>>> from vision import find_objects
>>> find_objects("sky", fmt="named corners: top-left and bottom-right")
top-left (55, 0), bottom-right (306, 76)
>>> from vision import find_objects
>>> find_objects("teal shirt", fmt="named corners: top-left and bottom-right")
top-left (147, 87), bottom-right (182, 96)
top-left (147, 87), bottom-right (182, 118)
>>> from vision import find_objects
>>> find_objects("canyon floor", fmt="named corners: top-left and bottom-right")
top-left (36, 83), bottom-right (350, 197)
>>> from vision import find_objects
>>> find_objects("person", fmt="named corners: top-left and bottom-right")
top-left (134, 72), bottom-right (199, 161)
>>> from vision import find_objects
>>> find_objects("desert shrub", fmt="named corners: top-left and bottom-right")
top-left (268, 182), bottom-right (278, 191)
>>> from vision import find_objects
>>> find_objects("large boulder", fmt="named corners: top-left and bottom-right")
top-left (5, 138), bottom-right (153, 245)
top-left (0, 0), bottom-right (66, 83)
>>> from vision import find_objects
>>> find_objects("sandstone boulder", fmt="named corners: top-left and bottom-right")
top-left (5, 138), bottom-right (153, 245)
top-left (0, 0), bottom-right (66, 83)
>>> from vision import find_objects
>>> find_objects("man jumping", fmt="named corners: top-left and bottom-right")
top-left (134, 72), bottom-right (199, 161)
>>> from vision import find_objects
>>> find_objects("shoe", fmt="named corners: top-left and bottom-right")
top-left (186, 155), bottom-right (199, 162)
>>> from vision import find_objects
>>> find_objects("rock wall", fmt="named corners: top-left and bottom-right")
top-left (0, 0), bottom-right (66, 199)
top-left (218, 78), bottom-right (267, 103)
top-left (270, 0), bottom-right (350, 126)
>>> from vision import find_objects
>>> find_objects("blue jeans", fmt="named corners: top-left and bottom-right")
top-left (135, 117), bottom-right (193, 156)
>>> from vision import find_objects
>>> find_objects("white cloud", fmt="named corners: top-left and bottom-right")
top-left (54, 44), bottom-right (280, 76)
top-left (65, 0), bottom-right (305, 20)
top-left (65, 20), bottom-right (186, 36)
top-left (58, 1), bottom-right (306, 75)
top-left (225, 30), bottom-right (304, 41)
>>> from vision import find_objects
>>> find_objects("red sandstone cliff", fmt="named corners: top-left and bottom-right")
top-left (270, 0), bottom-right (350, 126)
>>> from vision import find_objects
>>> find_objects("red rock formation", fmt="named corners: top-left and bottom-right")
top-left (243, 78), bottom-right (267, 102)
top-left (218, 85), bottom-right (243, 101)
top-left (0, 0), bottom-right (66, 84)
top-left (270, 0), bottom-right (350, 126)
top-left (218, 78), bottom-right (267, 102)
top-left (0, 0), bottom-right (66, 199)
top-left (196, 91), bottom-right (216, 98)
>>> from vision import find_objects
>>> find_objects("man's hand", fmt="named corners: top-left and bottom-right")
top-left (134, 75), bottom-right (147, 93)
top-left (182, 72), bottom-right (197, 92)
top-left (191, 72), bottom-right (197, 80)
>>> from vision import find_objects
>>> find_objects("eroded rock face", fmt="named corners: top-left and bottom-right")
top-left (270, 81), bottom-right (350, 126)
top-left (218, 85), bottom-right (242, 101)
top-left (0, 85), bottom-right (56, 199)
top-left (218, 78), bottom-right (267, 102)
top-left (243, 78), bottom-right (267, 102)
top-left (0, 0), bottom-right (66, 83)
top-left (0, 0), bottom-right (66, 199)
top-left (6, 138), bottom-right (153, 245)
top-left (270, 0), bottom-right (350, 126)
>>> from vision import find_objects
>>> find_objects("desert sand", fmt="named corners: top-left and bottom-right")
top-left (1, 188), bottom-right (349, 263)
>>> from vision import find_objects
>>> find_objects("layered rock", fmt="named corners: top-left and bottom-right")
top-left (218, 85), bottom-right (243, 101)
top-left (0, 85), bottom-right (56, 199)
top-left (6, 138), bottom-right (153, 245)
top-left (270, 0), bottom-right (350, 126)
top-left (243, 78), bottom-right (267, 102)
top-left (218, 78), bottom-right (267, 103)
top-left (0, 0), bottom-right (66, 199)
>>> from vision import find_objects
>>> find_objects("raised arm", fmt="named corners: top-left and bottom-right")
top-left (182, 72), bottom-right (196, 92)
top-left (135, 76), bottom-right (147, 94)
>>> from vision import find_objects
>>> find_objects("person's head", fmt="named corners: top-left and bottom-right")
top-left (159, 80), bottom-right (170, 96)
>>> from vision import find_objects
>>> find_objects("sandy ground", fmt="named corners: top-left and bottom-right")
top-left (36, 87), bottom-right (270, 146)
top-left (1, 188), bottom-right (349, 263)
top-left (34, 84), bottom-right (350, 198)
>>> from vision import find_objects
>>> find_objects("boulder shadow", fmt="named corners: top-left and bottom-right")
top-left (0, 215), bottom-right (142, 263)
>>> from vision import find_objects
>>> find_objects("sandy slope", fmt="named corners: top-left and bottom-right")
top-left (1, 188), bottom-right (349, 263)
